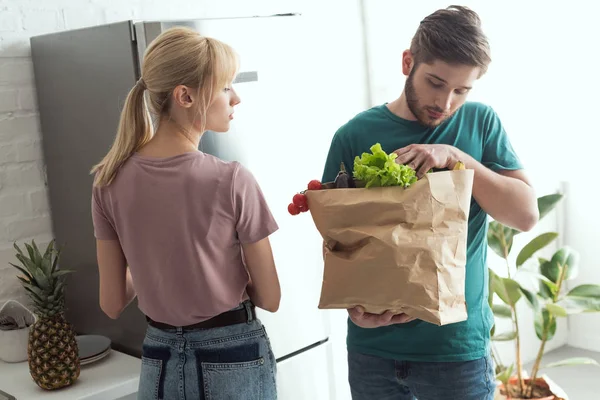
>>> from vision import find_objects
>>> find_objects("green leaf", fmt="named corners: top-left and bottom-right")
top-left (52, 281), bottom-right (65, 297)
top-left (31, 240), bottom-right (41, 263)
top-left (487, 228), bottom-right (504, 259)
top-left (567, 284), bottom-right (600, 298)
top-left (15, 254), bottom-right (49, 289)
top-left (50, 251), bottom-right (59, 274)
top-left (24, 243), bottom-right (37, 265)
top-left (13, 242), bottom-right (25, 258)
top-left (23, 286), bottom-right (45, 304)
top-left (516, 232), bottom-right (558, 268)
top-left (40, 257), bottom-right (52, 277)
top-left (487, 222), bottom-right (517, 259)
top-left (495, 364), bottom-right (514, 386)
top-left (517, 268), bottom-right (559, 293)
top-left (557, 297), bottom-right (600, 314)
top-left (43, 240), bottom-right (54, 259)
top-left (556, 284), bottom-right (600, 314)
top-left (521, 287), bottom-right (540, 311)
top-left (16, 276), bottom-right (30, 285)
top-left (353, 143), bottom-right (417, 188)
top-left (543, 357), bottom-right (600, 369)
top-left (8, 262), bottom-right (33, 281)
top-left (492, 331), bottom-right (517, 341)
top-left (538, 193), bottom-right (563, 221)
top-left (547, 303), bottom-right (568, 317)
top-left (15, 254), bottom-right (36, 276)
top-left (492, 304), bottom-right (512, 318)
top-left (540, 258), bottom-right (560, 284)
top-left (493, 277), bottom-right (522, 306)
top-left (535, 309), bottom-right (557, 341)
top-left (550, 247), bottom-right (580, 282)
top-left (52, 270), bottom-right (74, 277)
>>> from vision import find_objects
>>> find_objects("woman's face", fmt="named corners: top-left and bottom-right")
top-left (203, 84), bottom-right (241, 133)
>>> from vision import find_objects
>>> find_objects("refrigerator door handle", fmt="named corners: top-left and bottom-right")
top-left (276, 338), bottom-right (329, 364)
top-left (234, 71), bottom-right (259, 84)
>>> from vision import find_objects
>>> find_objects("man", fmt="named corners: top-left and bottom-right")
top-left (321, 6), bottom-right (539, 400)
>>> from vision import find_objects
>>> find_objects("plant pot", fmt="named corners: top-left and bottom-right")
top-left (496, 376), bottom-right (565, 400)
top-left (0, 300), bottom-right (36, 363)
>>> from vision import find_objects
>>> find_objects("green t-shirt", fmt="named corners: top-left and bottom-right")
top-left (321, 101), bottom-right (523, 362)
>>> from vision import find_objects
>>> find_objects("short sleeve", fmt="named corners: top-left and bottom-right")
top-left (481, 107), bottom-right (524, 172)
top-left (91, 186), bottom-right (119, 240)
top-left (232, 163), bottom-right (279, 244)
top-left (321, 128), bottom-right (355, 183)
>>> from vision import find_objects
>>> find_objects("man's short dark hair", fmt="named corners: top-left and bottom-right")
top-left (410, 5), bottom-right (491, 75)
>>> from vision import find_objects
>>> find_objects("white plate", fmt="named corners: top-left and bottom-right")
top-left (76, 335), bottom-right (111, 360)
top-left (80, 348), bottom-right (111, 366)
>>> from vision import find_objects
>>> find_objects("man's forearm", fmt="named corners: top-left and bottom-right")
top-left (453, 148), bottom-right (539, 232)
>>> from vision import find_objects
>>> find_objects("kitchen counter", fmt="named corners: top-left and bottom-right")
top-left (0, 350), bottom-right (141, 400)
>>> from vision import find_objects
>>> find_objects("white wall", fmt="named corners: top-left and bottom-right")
top-left (361, 0), bottom-right (600, 366)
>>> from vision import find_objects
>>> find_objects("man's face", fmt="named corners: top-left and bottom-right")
top-left (403, 55), bottom-right (481, 128)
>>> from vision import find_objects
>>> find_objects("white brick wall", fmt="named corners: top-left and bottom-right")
top-left (0, 0), bottom-right (307, 310)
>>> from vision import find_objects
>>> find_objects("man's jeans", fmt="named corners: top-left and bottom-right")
top-left (348, 351), bottom-right (496, 400)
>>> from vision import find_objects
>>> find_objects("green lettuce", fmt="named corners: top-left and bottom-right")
top-left (353, 143), bottom-right (417, 188)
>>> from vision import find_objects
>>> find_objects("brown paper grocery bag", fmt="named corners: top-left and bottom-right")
top-left (305, 169), bottom-right (474, 326)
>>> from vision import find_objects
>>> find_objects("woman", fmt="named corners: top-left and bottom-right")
top-left (90, 27), bottom-right (281, 399)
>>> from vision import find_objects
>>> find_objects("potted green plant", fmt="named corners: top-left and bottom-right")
top-left (488, 193), bottom-right (600, 399)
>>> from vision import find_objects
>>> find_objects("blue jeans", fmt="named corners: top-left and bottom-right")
top-left (137, 303), bottom-right (277, 400)
top-left (348, 351), bottom-right (496, 400)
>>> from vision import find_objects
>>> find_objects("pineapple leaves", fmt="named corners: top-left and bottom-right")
top-left (51, 250), bottom-right (60, 274)
top-left (24, 242), bottom-right (38, 265)
top-left (9, 262), bottom-right (33, 281)
top-left (23, 285), bottom-right (46, 304)
top-left (15, 253), bottom-right (49, 288)
top-left (53, 281), bottom-right (65, 297)
top-left (44, 240), bottom-right (54, 259)
top-left (13, 242), bottom-right (25, 258)
top-left (9, 239), bottom-right (73, 319)
top-left (16, 276), bottom-right (31, 285)
top-left (52, 270), bottom-right (74, 278)
top-left (31, 240), bottom-right (41, 262)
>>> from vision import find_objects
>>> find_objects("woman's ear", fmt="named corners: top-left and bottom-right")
top-left (172, 85), bottom-right (194, 108)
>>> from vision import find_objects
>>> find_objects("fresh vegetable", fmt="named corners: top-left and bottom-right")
top-left (307, 180), bottom-right (322, 190)
top-left (353, 143), bottom-right (417, 188)
top-left (288, 203), bottom-right (301, 215)
top-left (334, 162), bottom-right (354, 188)
top-left (293, 193), bottom-right (308, 209)
top-left (288, 180), bottom-right (323, 216)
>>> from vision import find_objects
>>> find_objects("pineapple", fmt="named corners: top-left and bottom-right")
top-left (9, 239), bottom-right (80, 390)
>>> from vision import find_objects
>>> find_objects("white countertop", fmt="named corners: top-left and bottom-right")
top-left (0, 350), bottom-right (141, 400)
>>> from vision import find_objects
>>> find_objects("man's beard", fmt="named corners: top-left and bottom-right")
top-left (404, 72), bottom-right (449, 128)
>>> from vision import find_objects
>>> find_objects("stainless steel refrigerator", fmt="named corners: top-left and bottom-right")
top-left (30, 14), bottom-right (334, 398)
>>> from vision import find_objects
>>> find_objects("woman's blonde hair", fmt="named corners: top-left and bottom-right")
top-left (91, 27), bottom-right (239, 186)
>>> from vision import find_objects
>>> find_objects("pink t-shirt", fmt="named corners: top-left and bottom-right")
top-left (91, 151), bottom-right (278, 326)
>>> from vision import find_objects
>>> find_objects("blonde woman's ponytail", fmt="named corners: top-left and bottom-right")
top-left (91, 27), bottom-right (238, 187)
top-left (91, 79), bottom-right (152, 186)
